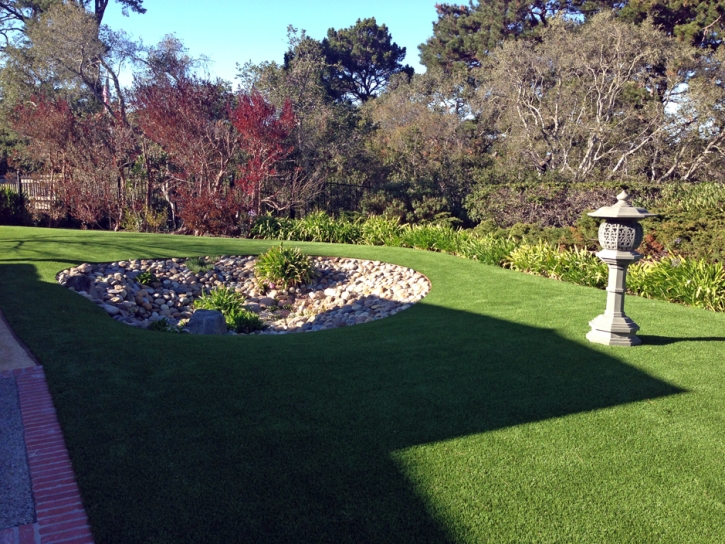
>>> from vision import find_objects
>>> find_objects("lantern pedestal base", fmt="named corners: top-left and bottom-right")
top-left (587, 314), bottom-right (641, 347)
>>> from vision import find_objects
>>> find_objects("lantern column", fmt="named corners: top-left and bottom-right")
top-left (586, 191), bottom-right (656, 347)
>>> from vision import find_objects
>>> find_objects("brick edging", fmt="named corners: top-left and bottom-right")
top-left (0, 366), bottom-right (94, 544)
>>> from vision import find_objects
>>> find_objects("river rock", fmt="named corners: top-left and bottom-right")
top-left (77, 263), bottom-right (93, 274)
top-left (101, 303), bottom-right (120, 316)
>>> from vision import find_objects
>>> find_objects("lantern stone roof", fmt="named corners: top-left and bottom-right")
top-left (587, 191), bottom-right (657, 220)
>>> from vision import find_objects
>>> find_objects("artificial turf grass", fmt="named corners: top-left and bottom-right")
top-left (0, 227), bottom-right (724, 542)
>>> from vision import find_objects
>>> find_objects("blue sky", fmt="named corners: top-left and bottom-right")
top-left (103, 0), bottom-right (440, 86)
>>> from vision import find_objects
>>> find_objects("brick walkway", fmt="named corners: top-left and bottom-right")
top-left (0, 367), bottom-right (93, 544)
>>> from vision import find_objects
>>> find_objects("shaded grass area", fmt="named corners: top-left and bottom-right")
top-left (1, 226), bottom-right (724, 543)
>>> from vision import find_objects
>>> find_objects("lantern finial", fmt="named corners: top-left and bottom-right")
top-left (588, 191), bottom-right (655, 220)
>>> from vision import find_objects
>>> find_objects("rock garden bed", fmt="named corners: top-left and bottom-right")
top-left (57, 256), bottom-right (430, 334)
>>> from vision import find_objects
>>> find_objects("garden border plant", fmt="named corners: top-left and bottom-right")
top-left (193, 285), bottom-right (264, 333)
top-left (254, 242), bottom-right (316, 289)
top-left (250, 211), bottom-right (725, 312)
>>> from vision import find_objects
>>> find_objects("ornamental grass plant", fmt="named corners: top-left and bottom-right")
top-left (185, 255), bottom-right (217, 274)
top-left (397, 223), bottom-right (460, 252)
top-left (194, 286), bottom-right (243, 316)
top-left (193, 286), bottom-right (263, 332)
top-left (225, 306), bottom-right (264, 333)
top-left (456, 232), bottom-right (520, 267)
top-left (628, 257), bottom-right (725, 312)
top-left (507, 242), bottom-right (609, 288)
top-left (360, 215), bottom-right (403, 246)
top-left (254, 243), bottom-right (316, 288)
top-left (252, 211), bottom-right (363, 244)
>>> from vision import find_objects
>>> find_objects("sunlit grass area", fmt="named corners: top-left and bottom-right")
top-left (1, 226), bottom-right (724, 543)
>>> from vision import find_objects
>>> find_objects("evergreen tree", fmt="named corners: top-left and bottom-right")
top-left (419, 0), bottom-right (617, 73)
top-left (321, 17), bottom-right (413, 103)
top-left (0, 0), bottom-right (145, 48)
top-left (619, 0), bottom-right (725, 49)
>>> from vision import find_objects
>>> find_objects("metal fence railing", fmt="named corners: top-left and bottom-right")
top-left (304, 181), bottom-right (371, 215)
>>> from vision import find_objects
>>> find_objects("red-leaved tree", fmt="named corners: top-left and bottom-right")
top-left (12, 95), bottom-right (138, 229)
top-left (11, 96), bottom-right (74, 179)
top-left (230, 92), bottom-right (296, 214)
top-left (64, 112), bottom-right (138, 229)
top-left (134, 80), bottom-right (311, 234)
top-left (132, 76), bottom-right (244, 233)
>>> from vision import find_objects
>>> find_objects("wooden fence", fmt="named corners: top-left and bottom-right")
top-left (0, 172), bottom-right (372, 217)
top-left (0, 173), bottom-right (55, 212)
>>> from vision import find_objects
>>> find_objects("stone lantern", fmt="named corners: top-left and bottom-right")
top-left (586, 191), bottom-right (656, 347)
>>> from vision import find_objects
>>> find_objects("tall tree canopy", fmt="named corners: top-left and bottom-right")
top-left (469, 14), bottom-right (723, 185)
top-left (419, 0), bottom-right (619, 73)
top-left (619, 0), bottom-right (725, 49)
top-left (421, 0), bottom-right (725, 75)
top-left (321, 17), bottom-right (413, 103)
top-left (0, 0), bottom-right (144, 47)
top-left (0, 0), bottom-right (147, 132)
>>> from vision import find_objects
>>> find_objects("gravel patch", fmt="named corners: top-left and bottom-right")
top-left (0, 376), bottom-right (35, 529)
top-left (57, 256), bottom-right (431, 334)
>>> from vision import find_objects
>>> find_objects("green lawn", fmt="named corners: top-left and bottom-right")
top-left (1, 226), bottom-right (724, 543)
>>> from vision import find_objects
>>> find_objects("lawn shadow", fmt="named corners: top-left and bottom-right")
top-left (0, 232), bottom-right (273, 264)
top-left (0, 263), bottom-right (687, 543)
top-left (639, 334), bottom-right (725, 346)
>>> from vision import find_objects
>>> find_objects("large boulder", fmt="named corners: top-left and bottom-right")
top-left (65, 275), bottom-right (97, 297)
top-left (186, 310), bottom-right (227, 335)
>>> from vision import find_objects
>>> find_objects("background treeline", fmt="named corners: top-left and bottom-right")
top-left (2, 0), bottom-right (725, 262)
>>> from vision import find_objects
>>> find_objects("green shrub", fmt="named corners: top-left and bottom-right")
top-left (642, 212), bottom-right (725, 263)
top-left (457, 233), bottom-right (519, 266)
top-left (0, 186), bottom-right (28, 225)
top-left (225, 307), bottom-right (264, 333)
top-left (136, 270), bottom-right (158, 286)
top-left (628, 257), bottom-right (725, 311)
top-left (148, 317), bottom-right (183, 333)
top-left (194, 286), bottom-right (244, 316)
top-left (474, 216), bottom-right (600, 252)
top-left (464, 178), bottom-right (653, 228)
top-left (641, 182), bottom-right (725, 262)
top-left (360, 215), bottom-right (403, 246)
top-left (255, 244), bottom-right (316, 289)
top-left (360, 191), bottom-right (408, 221)
top-left (185, 256), bottom-right (217, 274)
